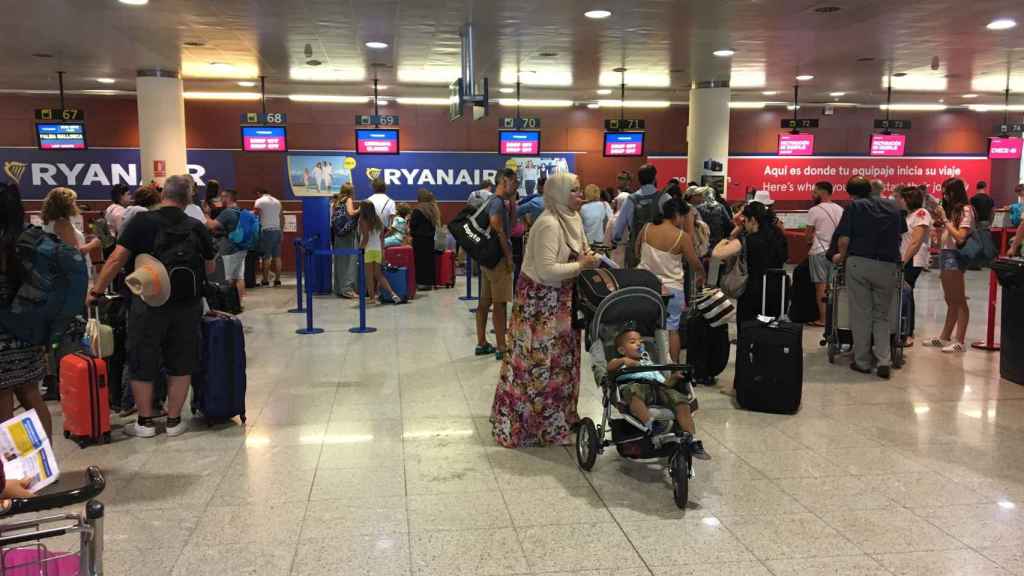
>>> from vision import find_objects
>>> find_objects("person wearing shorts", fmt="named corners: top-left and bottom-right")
top-left (209, 188), bottom-right (249, 305)
top-left (805, 181), bottom-right (844, 326)
top-left (476, 169), bottom-right (518, 360)
top-left (254, 190), bottom-right (283, 286)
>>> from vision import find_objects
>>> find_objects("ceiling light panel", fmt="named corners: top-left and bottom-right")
top-left (731, 69), bottom-right (767, 88)
top-left (883, 73), bottom-right (947, 91)
top-left (879, 103), bottom-right (948, 111)
top-left (182, 61), bottom-right (259, 79)
top-left (595, 99), bottom-right (671, 108)
top-left (288, 94), bottom-right (370, 103)
top-left (289, 67), bottom-right (366, 82)
top-left (396, 67), bottom-right (460, 84)
top-left (598, 70), bottom-right (670, 88)
top-left (497, 98), bottom-right (573, 108)
top-left (183, 91), bottom-right (261, 100)
top-left (395, 97), bottom-right (452, 106)
top-left (729, 102), bottom-right (768, 109)
top-left (499, 68), bottom-right (573, 87)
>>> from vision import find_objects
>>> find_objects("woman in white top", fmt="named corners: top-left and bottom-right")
top-left (924, 179), bottom-right (973, 353)
top-left (491, 172), bottom-right (600, 448)
top-left (896, 186), bottom-right (932, 347)
top-left (637, 197), bottom-right (705, 363)
top-left (579, 184), bottom-right (613, 245)
top-left (40, 187), bottom-right (100, 281)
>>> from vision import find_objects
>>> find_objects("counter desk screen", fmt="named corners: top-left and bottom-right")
top-left (498, 130), bottom-right (540, 155)
top-left (603, 132), bottom-right (645, 157)
top-left (989, 136), bottom-right (1023, 159)
top-left (36, 123), bottom-right (86, 150)
top-left (241, 126), bottom-right (287, 152)
top-left (777, 132), bottom-right (815, 156)
top-left (356, 129), bottom-right (400, 154)
top-left (869, 133), bottom-right (906, 157)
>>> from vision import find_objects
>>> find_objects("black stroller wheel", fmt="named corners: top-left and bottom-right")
top-left (575, 418), bottom-right (599, 471)
top-left (670, 444), bottom-right (690, 509)
top-left (827, 342), bottom-right (837, 364)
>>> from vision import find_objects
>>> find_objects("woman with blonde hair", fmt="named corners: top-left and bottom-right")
top-left (409, 188), bottom-right (440, 290)
top-left (491, 172), bottom-right (601, 448)
top-left (41, 187), bottom-right (100, 280)
top-left (331, 182), bottom-right (360, 298)
top-left (579, 183), bottom-right (614, 246)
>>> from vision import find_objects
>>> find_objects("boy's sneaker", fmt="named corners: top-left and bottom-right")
top-left (876, 365), bottom-right (891, 380)
top-left (689, 440), bottom-right (711, 460)
top-left (475, 343), bottom-right (497, 356)
top-left (495, 350), bottom-right (505, 361)
top-left (165, 417), bottom-right (188, 437)
top-left (124, 420), bottom-right (157, 438)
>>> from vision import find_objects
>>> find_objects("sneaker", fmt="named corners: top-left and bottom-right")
top-left (850, 362), bottom-right (873, 375)
top-left (124, 420), bottom-right (157, 438)
top-left (273, 280), bottom-right (282, 287)
top-left (475, 343), bottom-right (497, 356)
top-left (922, 337), bottom-right (949, 348)
top-left (876, 365), bottom-right (891, 380)
top-left (260, 280), bottom-right (270, 287)
top-left (391, 293), bottom-right (403, 304)
top-left (689, 440), bottom-right (711, 461)
top-left (942, 342), bottom-right (965, 354)
top-left (165, 417), bottom-right (188, 437)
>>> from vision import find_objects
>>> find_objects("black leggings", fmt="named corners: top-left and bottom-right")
top-left (903, 264), bottom-right (922, 336)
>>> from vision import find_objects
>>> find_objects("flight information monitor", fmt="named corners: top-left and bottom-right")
top-left (36, 123), bottom-right (86, 150)
top-left (989, 136), bottom-right (1022, 159)
top-left (356, 129), bottom-right (400, 154)
top-left (241, 126), bottom-right (287, 152)
top-left (869, 133), bottom-right (906, 156)
top-left (777, 132), bottom-right (815, 156)
top-left (498, 130), bottom-right (540, 155)
top-left (603, 132), bottom-right (645, 157)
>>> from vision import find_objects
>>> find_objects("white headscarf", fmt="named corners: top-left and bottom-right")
top-left (542, 172), bottom-right (587, 254)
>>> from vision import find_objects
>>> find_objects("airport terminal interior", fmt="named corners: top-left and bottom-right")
top-left (2, 1), bottom-right (1024, 575)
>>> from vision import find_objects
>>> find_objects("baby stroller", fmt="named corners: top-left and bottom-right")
top-left (574, 275), bottom-right (700, 509)
top-left (0, 467), bottom-right (106, 575)
top-left (821, 264), bottom-right (906, 368)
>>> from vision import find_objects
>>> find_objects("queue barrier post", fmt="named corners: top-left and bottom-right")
top-left (459, 256), bottom-right (478, 302)
top-left (288, 239), bottom-right (305, 314)
top-left (296, 245), bottom-right (324, 335)
top-left (971, 268), bottom-right (1001, 351)
top-left (349, 249), bottom-right (377, 334)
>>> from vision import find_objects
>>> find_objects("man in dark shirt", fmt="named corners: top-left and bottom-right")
top-left (833, 176), bottom-right (907, 379)
top-left (970, 180), bottom-right (994, 226)
top-left (88, 175), bottom-right (216, 439)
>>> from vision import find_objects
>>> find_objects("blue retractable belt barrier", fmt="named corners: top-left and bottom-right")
top-left (295, 247), bottom-right (376, 335)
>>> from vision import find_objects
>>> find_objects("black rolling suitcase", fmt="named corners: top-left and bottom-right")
top-left (685, 310), bottom-right (730, 385)
top-left (735, 269), bottom-right (803, 414)
top-left (244, 250), bottom-right (259, 289)
top-left (788, 259), bottom-right (819, 323)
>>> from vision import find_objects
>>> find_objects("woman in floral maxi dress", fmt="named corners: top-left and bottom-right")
top-left (492, 173), bottom-right (601, 447)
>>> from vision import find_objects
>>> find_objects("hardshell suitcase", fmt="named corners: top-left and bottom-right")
top-left (384, 245), bottom-right (416, 299)
top-left (59, 353), bottom-right (112, 446)
top-left (735, 269), bottom-right (803, 414)
top-left (380, 266), bottom-right (408, 303)
top-left (192, 317), bottom-right (247, 424)
top-left (435, 250), bottom-right (456, 288)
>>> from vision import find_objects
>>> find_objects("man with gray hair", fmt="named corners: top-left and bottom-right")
top-left (870, 179), bottom-right (886, 199)
top-left (88, 174), bottom-right (217, 439)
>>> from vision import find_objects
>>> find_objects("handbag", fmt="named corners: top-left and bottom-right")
top-left (719, 237), bottom-right (749, 299)
top-left (447, 200), bottom-right (502, 268)
top-left (694, 287), bottom-right (735, 327)
top-left (433, 225), bottom-right (448, 252)
top-left (84, 306), bottom-right (113, 358)
top-left (957, 224), bottom-right (997, 266)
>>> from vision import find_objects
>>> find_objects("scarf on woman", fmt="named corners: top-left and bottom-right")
top-left (543, 173), bottom-right (587, 254)
top-left (415, 192), bottom-right (441, 226)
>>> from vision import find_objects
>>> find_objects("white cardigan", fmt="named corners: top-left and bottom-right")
top-left (520, 211), bottom-right (585, 287)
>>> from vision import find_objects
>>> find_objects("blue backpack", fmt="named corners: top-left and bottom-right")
top-left (0, 226), bottom-right (88, 345)
top-left (227, 209), bottom-right (261, 251)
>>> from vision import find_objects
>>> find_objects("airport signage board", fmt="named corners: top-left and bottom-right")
top-left (605, 118), bottom-right (645, 131)
top-left (498, 130), bottom-right (540, 155)
top-left (874, 119), bottom-right (912, 130)
top-left (35, 108), bottom-right (84, 122)
top-left (499, 117), bottom-right (540, 130)
top-left (781, 118), bottom-right (819, 130)
top-left (36, 123), bottom-right (86, 150)
top-left (778, 133), bottom-right (815, 156)
top-left (989, 137), bottom-right (1023, 159)
top-left (241, 126), bottom-right (287, 152)
top-left (869, 133), bottom-right (906, 157)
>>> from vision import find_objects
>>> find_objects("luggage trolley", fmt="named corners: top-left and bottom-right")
top-left (0, 467), bottom-right (106, 575)
top-left (822, 264), bottom-right (906, 368)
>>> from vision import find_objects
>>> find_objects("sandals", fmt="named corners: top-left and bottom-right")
top-left (941, 342), bottom-right (965, 354)
top-left (922, 337), bottom-right (949, 348)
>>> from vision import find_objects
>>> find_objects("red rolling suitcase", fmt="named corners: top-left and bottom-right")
top-left (384, 245), bottom-right (416, 299)
top-left (60, 353), bottom-right (111, 447)
top-left (435, 250), bottom-right (456, 288)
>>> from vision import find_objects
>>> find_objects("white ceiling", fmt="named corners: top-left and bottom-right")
top-left (3, 0), bottom-right (1024, 106)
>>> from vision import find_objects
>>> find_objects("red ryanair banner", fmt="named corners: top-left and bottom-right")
top-left (648, 156), bottom-right (992, 201)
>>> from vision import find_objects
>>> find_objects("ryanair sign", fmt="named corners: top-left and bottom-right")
top-left (1, 148), bottom-right (235, 200)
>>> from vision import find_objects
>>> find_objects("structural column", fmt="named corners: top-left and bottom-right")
top-left (136, 69), bottom-right (187, 186)
top-left (686, 82), bottom-right (731, 197)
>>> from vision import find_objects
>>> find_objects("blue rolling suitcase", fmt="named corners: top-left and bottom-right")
top-left (192, 316), bottom-right (247, 424)
top-left (380, 265), bottom-right (408, 303)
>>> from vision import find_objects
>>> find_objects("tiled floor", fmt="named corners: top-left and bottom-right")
top-left (33, 267), bottom-right (1024, 576)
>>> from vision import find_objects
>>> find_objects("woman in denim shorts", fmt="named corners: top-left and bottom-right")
top-left (923, 179), bottom-right (974, 354)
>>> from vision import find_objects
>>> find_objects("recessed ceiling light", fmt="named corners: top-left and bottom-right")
top-left (713, 49), bottom-right (735, 57)
top-left (829, 91), bottom-right (845, 97)
top-left (96, 78), bottom-right (116, 84)
top-left (365, 41), bottom-right (389, 49)
top-left (761, 90), bottom-right (779, 96)
top-left (795, 74), bottom-right (814, 81)
top-left (986, 18), bottom-right (1017, 30)
top-left (596, 88), bottom-right (612, 95)
top-left (183, 40), bottom-right (206, 47)
top-left (586, 103), bottom-right (600, 109)
top-left (584, 9), bottom-right (612, 19)
top-left (938, 98), bottom-right (945, 103)
top-left (118, 0), bottom-right (148, 5)
top-left (962, 93), bottom-right (979, 98)
top-left (237, 81), bottom-right (256, 87)
top-left (498, 87), bottom-right (515, 94)
top-left (209, 62), bottom-right (234, 72)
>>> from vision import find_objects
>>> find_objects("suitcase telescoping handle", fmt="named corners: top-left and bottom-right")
top-left (760, 268), bottom-right (789, 321)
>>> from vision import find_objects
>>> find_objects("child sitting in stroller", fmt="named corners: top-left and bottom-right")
top-left (608, 328), bottom-right (710, 460)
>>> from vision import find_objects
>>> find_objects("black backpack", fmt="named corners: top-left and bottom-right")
top-left (152, 212), bottom-right (204, 303)
top-left (628, 190), bottom-right (666, 259)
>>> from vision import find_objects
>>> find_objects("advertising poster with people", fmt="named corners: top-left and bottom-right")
top-left (286, 155), bottom-right (353, 197)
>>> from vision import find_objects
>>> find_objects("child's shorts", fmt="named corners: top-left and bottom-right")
top-left (619, 380), bottom-right (691, 409)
